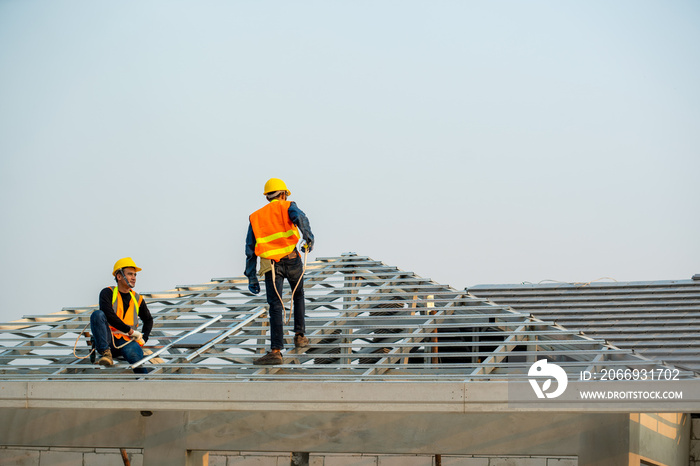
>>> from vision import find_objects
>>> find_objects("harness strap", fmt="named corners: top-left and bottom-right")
top-left (269, 248), bottom-right (308, 325)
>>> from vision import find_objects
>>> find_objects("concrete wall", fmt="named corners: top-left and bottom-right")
top-left (0, 408), bottom-right (691, 466)
top-left (691, 417), bottom-right (700, 466)
top-left (208, 452), bottom-right (578, 466)
top-left (0, 448), bottom-right (576, 466)
top-left (4, 420), bottom-right (695, 466)
top-left (0, 447), bottom-right (143, 466)
top-left (630, 413), bottom-right (690, 466)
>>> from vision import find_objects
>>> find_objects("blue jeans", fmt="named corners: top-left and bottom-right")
top-left (264, 254), bottom-right (306, 350)
top-left (90, 310), bottom-right (150, 374)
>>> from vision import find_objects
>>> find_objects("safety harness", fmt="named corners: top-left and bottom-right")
top-left (269, 246), bottom-right (309, 324)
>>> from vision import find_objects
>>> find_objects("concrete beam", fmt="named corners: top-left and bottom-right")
top-left (1, 380), bottom-right (698, 413)
top-left (0, 408), bottom-right (605, 456)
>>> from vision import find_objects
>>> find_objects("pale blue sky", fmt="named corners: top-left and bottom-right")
top-left (1, 1), bottom-right (698, 323)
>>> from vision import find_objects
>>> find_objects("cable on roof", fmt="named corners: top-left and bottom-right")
top-left (519, 277), bottom-right (619, 287)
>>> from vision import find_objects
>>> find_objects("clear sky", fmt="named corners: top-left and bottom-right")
top-left (1, 1), bottom-right (698, 323)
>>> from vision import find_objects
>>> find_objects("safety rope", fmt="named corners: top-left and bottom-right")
top-left (527, 277), bottom-right (619, 287)
top-left (72, 320), bottom-right (136, 360)
top-left (72, 321), bottom-right (94, 360)
top-left (270, 247), bottom-right (308, 324)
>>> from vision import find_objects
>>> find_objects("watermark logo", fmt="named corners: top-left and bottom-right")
top-left (528, 359), bottom-right (568, 399)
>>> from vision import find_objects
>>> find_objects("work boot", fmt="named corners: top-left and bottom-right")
top-left (294, 334), bottom-right (309, 348)
top-left (253, 351), bottom-right (283, 365)
top-left (98, 349), bottom-right (114, 367)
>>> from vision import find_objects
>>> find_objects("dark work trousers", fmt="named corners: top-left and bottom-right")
top-left (264, 254), bottom-right (306, 350)
top-left (89, 310), bottom-right (150, 374)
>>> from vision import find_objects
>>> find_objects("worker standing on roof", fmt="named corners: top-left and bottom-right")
top-left (245, 178), bottom-right (315, 365)
top-left (89, 257), bottom-right (154, 374)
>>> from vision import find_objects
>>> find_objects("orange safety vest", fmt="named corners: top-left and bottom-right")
top-left (109, 286), bottom-right (143, 341)
top-left (249, 199), bottom-right (301, 261)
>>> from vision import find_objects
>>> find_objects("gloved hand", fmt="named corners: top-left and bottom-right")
top-left (302, 239), bottom-right (314, 253)
top-left (248, 279), bottom-right (260, 295)
top-left (130, 329), bottom-right (143, 341)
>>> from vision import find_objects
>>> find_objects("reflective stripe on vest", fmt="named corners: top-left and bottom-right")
top-left (109, 286), bottom-right (142, 340)
top-left (250, 199), bottom-right (300, 262)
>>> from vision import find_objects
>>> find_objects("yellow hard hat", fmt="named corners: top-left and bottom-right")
top-left (112, 257), bottom-right (142, 276)
top-left (263, 178), bottom-right (290, 196)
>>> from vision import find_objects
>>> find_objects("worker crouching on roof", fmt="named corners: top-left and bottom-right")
top-left (89, 257), bottom-right (154, 374)
top-left (245, 178), bottom-right (315, 365)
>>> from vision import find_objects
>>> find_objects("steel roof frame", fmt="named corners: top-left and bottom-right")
top-left (0, 253), bottom-right (694, 382)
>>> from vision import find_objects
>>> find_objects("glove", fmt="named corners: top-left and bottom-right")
top-left (130, 329), bottom-right (143, 341)
top-left (302, 240), bottom-right (314, 253)
top-left (248, 279), bottom-right (260, 295)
